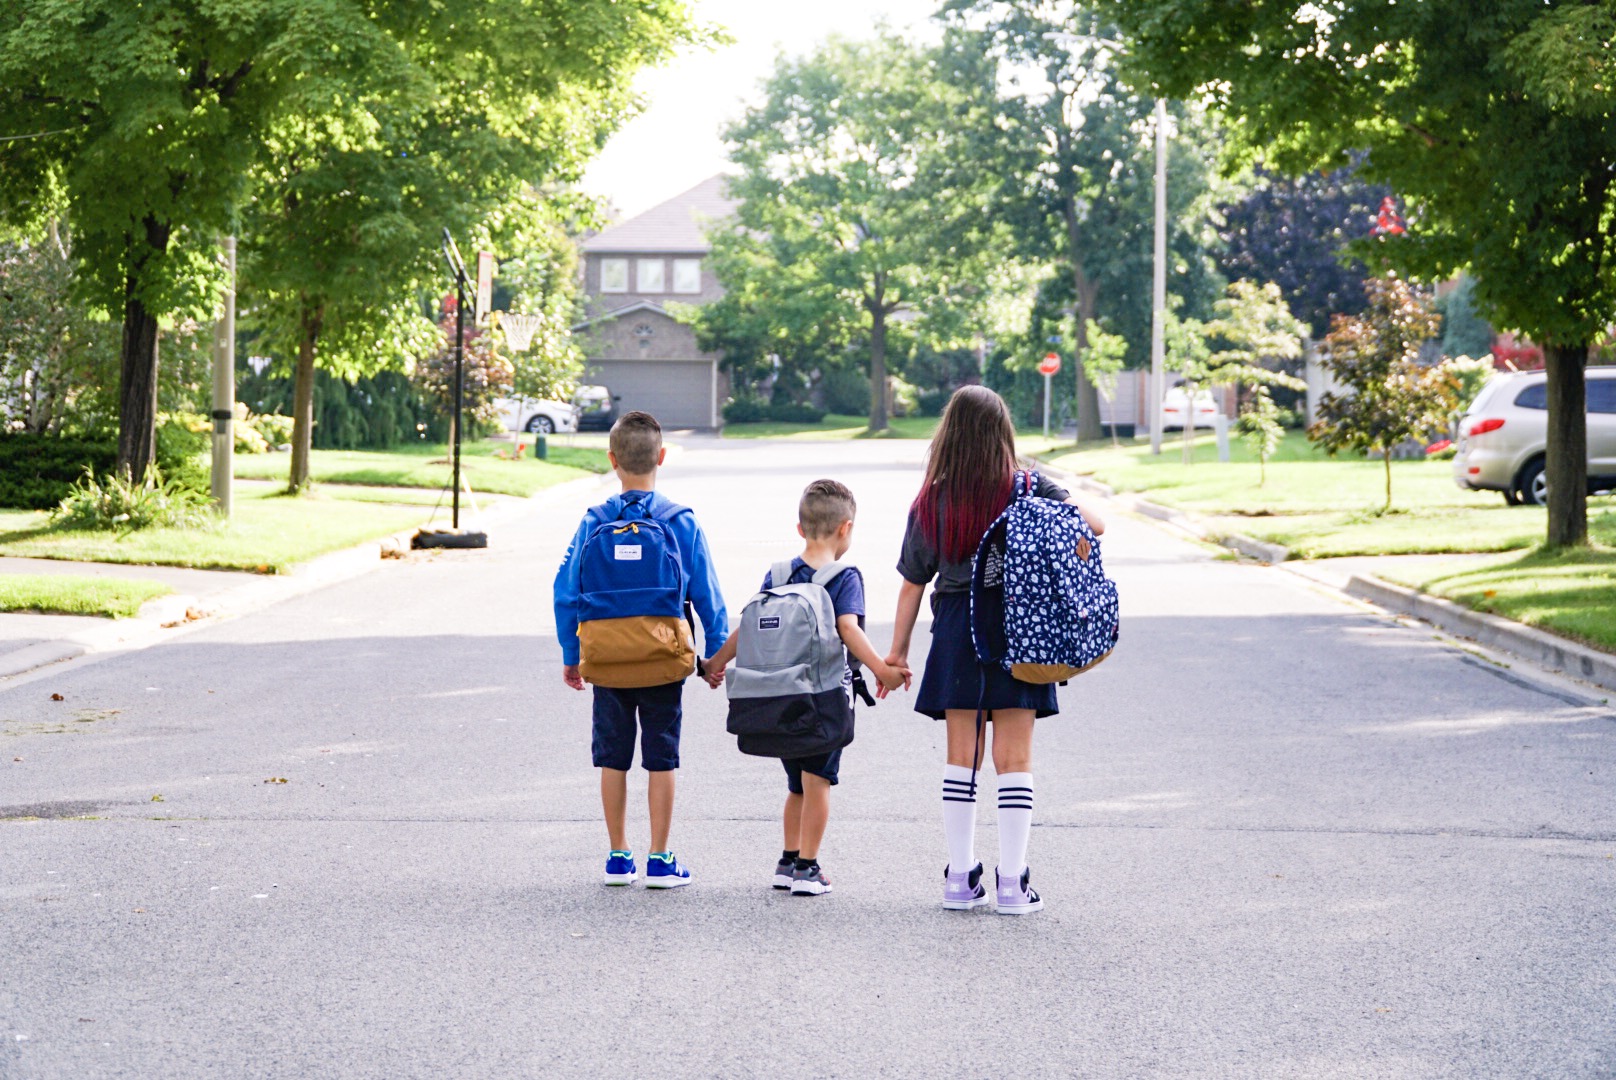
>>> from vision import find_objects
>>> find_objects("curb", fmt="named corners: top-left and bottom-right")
top-left (0, 473), bottom-right (607, 686)
top-left (1343, 574), bottom-right (1616, 696)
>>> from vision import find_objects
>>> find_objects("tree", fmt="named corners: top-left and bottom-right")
top-left (1308, 277), bottom-right (1459, 512)
top-left (1235, 386), bottom-right (1284, 487)
top-left (1080, 319), bottom-right (1129, 445)
top-left (1, 1), bottom-right (699, 487)
top-left (1218, 164), bottom-right (1391, 338)
top-left (0, 2), bottom-right (409, 478)
top-left (0, 225), bottom-right (118, 434)
top-left (713, 35), bottom-right (1001, 432)
top-left (237, 6), bottom-right (696, 492)
top-left (938, 1), bottom-right (1232, 441)
top-left (1109, 0), bottom-right (1616, 547)
top-left (412, 312), bottom-right (514, 439)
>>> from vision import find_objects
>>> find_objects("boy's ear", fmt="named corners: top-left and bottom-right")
top-left (656, 447), bottom-right (667, 466)
top-left (607, 450), bottom-right (619, 471)
top-left (796, 522), bottom-right (806, 539)
top-left (837, 518), bottom-right (855, 539)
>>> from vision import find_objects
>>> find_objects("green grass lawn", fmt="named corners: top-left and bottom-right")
top-left (0, 487), bottom-right (433, 573)
top-left (0, 573), bottom-right (173, 618)
top-left (231, 440), bottom-right (607, 497)
top-left (1378, 546), bottom-right (1616, 653)
top-left (1042, 432), bottom-right (1616, 557)
top-left (722, 414), bottom-right (944, 440)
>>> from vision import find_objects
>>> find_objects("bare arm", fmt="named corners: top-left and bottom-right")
top-left (886, 578), bottom-right (926, 671)
top-left (1067, 496), bottom-right (1105, 536)
top-left (838, 614), bottom-right (909, 691)
top-left (701, 633), bottom-right (739, 688)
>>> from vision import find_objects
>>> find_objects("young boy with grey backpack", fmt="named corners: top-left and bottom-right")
top-left (703, 480), bottom-right (910, 895)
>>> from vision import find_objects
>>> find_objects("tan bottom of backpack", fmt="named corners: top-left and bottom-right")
top-left (579, 615), bottom-right (696, 688)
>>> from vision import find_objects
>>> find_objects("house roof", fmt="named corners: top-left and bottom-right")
top-left (582, 175), bottom-right (737, 255)
top-left (571, 299), bottom-right (674, 331)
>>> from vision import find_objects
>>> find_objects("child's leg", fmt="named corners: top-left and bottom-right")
top-left (638, 681), bottom-right (683, 854)
top-left (990, 710), bottom-right (1036, 878)
top-left (783, 791), bottom-right (804, 852)
top-left (942, 711), bottom-right (985, 872)
top-left (797, 774), bottom-right (832, 861)
top-left (600, 769), bottom-right (629, 851)
top-left (591, 687), bottom-right (637, 852)
top-left (647, 770), bottom-right (675, 853)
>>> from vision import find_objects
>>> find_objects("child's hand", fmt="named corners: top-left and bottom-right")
top-left (876, 662), bottom-right (908, 693)
top-left (703, 663), bottom-right (725, 689)
top-left (562, 664), bottom-right (584, 691)
top-left (875, 651), bottom-right (909, 698)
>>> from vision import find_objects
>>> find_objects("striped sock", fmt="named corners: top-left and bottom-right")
top-left (942, 764), bottom-right (979, 874)
top-left (997, 772), bottom-right (1034, 880)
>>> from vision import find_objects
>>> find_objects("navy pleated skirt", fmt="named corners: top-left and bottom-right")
top-left (913, 592), bottom-right (1059, 721)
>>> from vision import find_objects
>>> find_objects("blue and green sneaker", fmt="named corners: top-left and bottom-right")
top-left (644, 851), bottom-right (692, 889)
top-left (603, 850), bottom-right (637, 886)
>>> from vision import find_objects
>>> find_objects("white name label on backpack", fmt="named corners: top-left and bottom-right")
top-left (615, 545), bottom-right (642, 561)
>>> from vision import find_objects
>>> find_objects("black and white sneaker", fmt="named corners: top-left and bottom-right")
top-left (995, 866), bottom-right (1043, 914)
top-left (942, 862), bottom-right (991, 910)
top-left (772, 858), bottom-right (795, 890)
top-left (790, 863), bottom-right (832, 896)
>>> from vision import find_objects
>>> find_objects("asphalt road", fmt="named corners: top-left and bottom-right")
top-left (2, 437), bottom-right (1612, 1080)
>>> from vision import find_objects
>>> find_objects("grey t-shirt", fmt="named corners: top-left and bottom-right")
top-left (897, 473), bottom-right (1070, 595)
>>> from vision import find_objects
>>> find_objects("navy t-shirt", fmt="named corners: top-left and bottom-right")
top-left (762, 558), bottom-right (866, 623)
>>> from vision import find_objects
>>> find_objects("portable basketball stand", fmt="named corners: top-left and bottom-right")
top-left (413, 229), bottom-right (489, 550)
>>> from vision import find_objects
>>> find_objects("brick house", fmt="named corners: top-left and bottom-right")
top-left (575, 175), bottom-right (737, 429)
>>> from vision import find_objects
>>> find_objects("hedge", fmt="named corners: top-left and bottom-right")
top-left (0, 435), bottom-right (117, 510)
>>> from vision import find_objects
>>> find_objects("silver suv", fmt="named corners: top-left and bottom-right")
top-left (1452, 366), bottom-right (1616, 505)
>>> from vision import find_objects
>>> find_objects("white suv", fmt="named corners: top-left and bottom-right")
top-left (498, 397), bottom-right (578, 435)
top-left (1452, 366), bottom-right (1616, 505)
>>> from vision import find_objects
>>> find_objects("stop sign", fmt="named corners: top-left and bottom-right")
top-left (1039, 352), bottom-right (1061, 376)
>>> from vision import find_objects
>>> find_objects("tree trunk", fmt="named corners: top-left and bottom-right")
top-left (117, 290), bottom-right (161, 480)
top-left (289, 301), bottom-right (324, 493)
top-left (1063, 198), bottom-right (1103, 443)
top-left (867, 288), bottom-right (889, 433)
top-left (1543, 341), bottom-right (1589, 548)
top-left (1383, 449), bottom-right (1392, 513)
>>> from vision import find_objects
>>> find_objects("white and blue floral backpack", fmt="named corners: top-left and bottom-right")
top-left (970, 470), bottom-right (1119, 683)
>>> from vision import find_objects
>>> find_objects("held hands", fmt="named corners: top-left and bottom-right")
top-left (874, 651), bottom-right (912, 699)
top-left (701, 660), bottom-right (726, 690)
top-left (562, 664), bottom-right (584, 691)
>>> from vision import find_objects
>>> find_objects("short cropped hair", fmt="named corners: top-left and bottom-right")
top-left (799, 479), bottom-right (856, 539)
top-left (609, 411), bottom-right (662, 474)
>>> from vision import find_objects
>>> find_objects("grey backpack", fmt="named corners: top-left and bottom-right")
top-left (724, 560), bottom-right (857, 758)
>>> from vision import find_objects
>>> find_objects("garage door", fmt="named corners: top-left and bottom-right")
top-left (584, 360), bottom-right (715, 429)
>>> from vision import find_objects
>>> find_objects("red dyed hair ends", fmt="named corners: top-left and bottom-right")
top-left (912, 386), bottom-right (1019, 563)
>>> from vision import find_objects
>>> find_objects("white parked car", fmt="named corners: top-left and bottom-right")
top-left (1161, 386), bottom-right (1220, 431)
top-left (498, 397), bottom-right (578, 435)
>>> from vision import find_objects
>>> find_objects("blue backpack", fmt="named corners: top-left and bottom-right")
top-left (576, 493), bottom-right (698, 688)
top-left (970, 471), bottom-right (1119, 683)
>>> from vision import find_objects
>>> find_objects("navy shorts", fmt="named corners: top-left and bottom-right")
top-left (781, 748), bottom-right (841, 794)
top-left (592, 682), bottom-right (683, 772)
top-left (913, 592), bottom-right (1058, 720)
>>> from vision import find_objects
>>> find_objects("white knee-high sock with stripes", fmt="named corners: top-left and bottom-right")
top-left (942, 764), bottom-right (979, 873)
top-left (997, 772), bottom-right (1034, 879)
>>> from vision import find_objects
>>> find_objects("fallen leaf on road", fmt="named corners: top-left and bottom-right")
top-left (132, 908), bottom-right (145, 913)
top-left (1484, 589), bottom-right (1498, 598)
top-left (50, 693), bottom-right (64, 702)
top-left (12, 757), bottom-right (21, 763)
top-left (263, 777), bottom-right (288, 784)
top-left (150, 794), bottom-right (164, 802)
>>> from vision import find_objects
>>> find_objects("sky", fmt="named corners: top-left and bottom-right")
top-left (582, 0), bottom-right (941, 221)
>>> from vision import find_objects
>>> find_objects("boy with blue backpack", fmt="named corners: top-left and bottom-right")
top-left (553, 411), bottom-right (728, 889)
top-left (705, 480), bottom-right (909, 896)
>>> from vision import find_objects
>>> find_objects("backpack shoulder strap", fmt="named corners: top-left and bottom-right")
top-left (809, 560), bottom-right (848, 587)
top-left (768, 560), bottom-right (796, 589)
top-left (650, 496), bottom-right (688, 523)
top-left (1016, 469), bottom-right (1039, 498)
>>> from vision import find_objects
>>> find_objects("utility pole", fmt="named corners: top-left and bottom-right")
top-left (211, 236), bottom-right (236, 516)
top-left (1150, 98), bottom-right (1167, 455)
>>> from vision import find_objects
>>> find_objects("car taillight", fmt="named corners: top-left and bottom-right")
top-left (1468, 418), bottom-right (1505, 436)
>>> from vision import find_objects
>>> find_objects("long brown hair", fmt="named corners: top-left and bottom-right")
top-left (911, 385), bottom-right (1018, 562)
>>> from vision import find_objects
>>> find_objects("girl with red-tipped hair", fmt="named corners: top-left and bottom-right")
top-left (885, 385), bottom-right (1105, 914)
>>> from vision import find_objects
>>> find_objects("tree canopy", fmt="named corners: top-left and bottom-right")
top-left (1108, 0), bottom-right (1616, 546)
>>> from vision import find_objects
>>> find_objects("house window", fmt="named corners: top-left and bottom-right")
top-left (599, 258), bottom-right (628, 293)
top-left (672, 258), bottom-right (702, 294)
top-left (636, 258), bottom-right (665, 293)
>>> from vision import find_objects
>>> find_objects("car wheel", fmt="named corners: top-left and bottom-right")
top-left (526, 415), bottom-right (555, 435)
top-left (1517, 459), bottom-right (1548, 506)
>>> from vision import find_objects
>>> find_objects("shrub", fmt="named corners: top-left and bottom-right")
top-left (818, 365), bottom-right (870, 416)
top-left (53, 466), bottom-right (216, 533)
top-left (722, 396), bottom-right (768, 424)
top-left (917, 388), bottom-right (951, 417)
top-left (889, 376), bottom-right (920, 418)
top-left (0, 435), bottom-right (117, 509)
top-left (155, 416), bottom-right (209, 493)
top-left (246, 408), bottom-right (294, 448)
top-left (766, 402), bottom-right (826, 423)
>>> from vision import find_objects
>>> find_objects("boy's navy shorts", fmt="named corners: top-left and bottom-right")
top-left (592, 682), bottom-right (683, 772)
top-left (782, 748), bottom-right (841, 794)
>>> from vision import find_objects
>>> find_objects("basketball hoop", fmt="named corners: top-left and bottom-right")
top-left (496, 311), bottom-right (545, 352)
